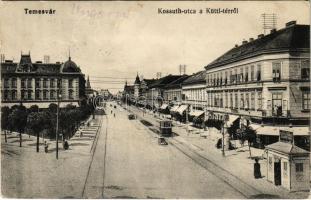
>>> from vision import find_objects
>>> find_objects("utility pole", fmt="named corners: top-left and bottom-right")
top-left (56, 92), bottom-right (60, 160)
top-left (222, 123), bottom-right (225, 157)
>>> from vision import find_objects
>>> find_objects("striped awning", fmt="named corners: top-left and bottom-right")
top-left (176, 105), bottom-right (188, 115)
top-left (249, 124), bottom-right (309, 136)
top-left (170, 105), bottom-right (180, 112)
top-left (160, 104), bottom-right (168, 110)
top-left (189, 110), bottom-right (204, 117)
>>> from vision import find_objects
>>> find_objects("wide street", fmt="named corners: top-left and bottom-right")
top-left (82, 102), bottom-right (244, 199)
top-left (2, 101), bottom-right (307, 198)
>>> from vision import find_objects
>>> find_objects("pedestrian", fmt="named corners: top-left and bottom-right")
top-left (254, 158), bottom-right (262, 179)
top-left (79, 130), bottom-right (83, 138)
top-left (64, 140), bottom-right (69, 150)
top-left (114, 113), bottom-right (115, 118)
top-left (44, 141), bottom-right (49, 153)
top-left (111, 110), bottom-right (112, 114)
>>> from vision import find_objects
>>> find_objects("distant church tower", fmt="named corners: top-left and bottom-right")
top-left (134, 73), bottom-right (141, 98)
top-left (85, 75), bottom-right (93, 97)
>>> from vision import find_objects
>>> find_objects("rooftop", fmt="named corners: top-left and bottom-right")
top-left (265, 141), bottom-right (309, 155)
top-left (182, 70), bottom-right (206, 85)
top-left (164, 75), bottom-right (189, 89)
top-left (205, 22), bottom-right (310, 70)
top-left (148, 74), bottom-right (185, 89)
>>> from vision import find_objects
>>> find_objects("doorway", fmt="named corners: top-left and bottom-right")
top-left (274, 162), bottom-right (281, 186)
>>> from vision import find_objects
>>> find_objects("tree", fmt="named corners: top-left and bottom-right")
top-left (1, 106), bottom-right (11, 143)
top-left (28, 105), bottom-right (39, 113)
top-left (244, 126), bottom-right (257, 158)
top-left (48, 103), bottom-right (58, 113)
top-left (9, 105), bottom-right (28, 147)
top-left (27, 112), bottom-right (48, 152)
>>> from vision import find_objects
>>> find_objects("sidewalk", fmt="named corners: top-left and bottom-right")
top-left (129, 106), bottom-right (309, 199)
top-left (1, 116), bottom-right (102, 198)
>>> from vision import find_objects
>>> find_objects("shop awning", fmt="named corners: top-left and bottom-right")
top-left (160, 104), bottom-right (168, 110)
top-left (227, 115), bottom-right (239, 125)
top-left (170, 105), bottom-right (179, 112)
top-left (176, 105), bottom-right (188, 115)
top-left (249, 125), bottom-right (309, 136)
top-left (189, 110), bottom-right (204, 117)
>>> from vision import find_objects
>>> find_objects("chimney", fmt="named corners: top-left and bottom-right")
top-left (270, 29), bottom-right (276, 34)
top-left (234, 44), bottom-right (239, 48)
top-left (249, 38), bottom-right (254, 42)
top-left (286, 20), bottom-right (296, 27)
top-left (36, 61), bottom-right (42, 63)
top-left (258, 34), bottom-right (264, 39)
top-left (5, 60), bottom-right (13, 63)
top-left (56, 61), bottom-right (60, 64)
top-left (242, 40), bottom-right (248, 45)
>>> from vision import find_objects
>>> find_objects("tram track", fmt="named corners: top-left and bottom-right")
top-left (129, 106), bottom-right (263, 199)
top-left (81, 114), bottom-right (107, 198)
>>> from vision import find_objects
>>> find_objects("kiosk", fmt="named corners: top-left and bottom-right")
top-left (265, 130), bottom-right (310, 192)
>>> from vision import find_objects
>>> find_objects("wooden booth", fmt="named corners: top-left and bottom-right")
top-left (265, 130), bottom-right (310, 192)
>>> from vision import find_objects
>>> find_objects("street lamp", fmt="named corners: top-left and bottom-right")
top-left (56, 93), bottom-right (62, 160)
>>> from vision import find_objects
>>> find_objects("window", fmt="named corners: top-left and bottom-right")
top-left (245, 67), bottom-right (249, 82)
top-left (240, 93), bottom-right (244, 109)
top-left (230, 93), bottom-right (233, 108)
top-left (224, 71), bottom-right (228, 85)
top-left (27, 78), bottom-right (32, 88)
top-left (11, 78), bottom-right (17, 88)
top-left (43, 90), bottom-right (48, 100)
top-left (295, 163), bottom-right (303, 172)
top-left (36, 90), bottom-right (41, 100)
top-left (245, 93), bottom-right (249, 109)
top-left (240, 67), bottom-right (244, 83)
top-left (272, 92), bottom-right (283, 116)
top-left (57, 79), bottom-right (61, 88)
top-left (302, 90), bottom-right (310, 110)
top-left (69, 79), bottom-right (73, 88)
top-left (272, 62), bottom-right (281, 82)
top-left (3, 90), bottom-right (9, 100)
top-left (35, 78), bottom-right (41, 88)
top-left (21, 90), bottom-right (27, 100)
top-left (50, 90), bottom-right (55, 99)
top-left (250, 65), bottom-right (255, 81)
top-left (235, 93), bottom-right (238, 108)
top-left (69, 89), bottom-right (74, 99)
top-left (224, 92), bottom-right (227, 108)
top-left (257, 64), bottom-right (261, 81)
top-left (50, 79), bottom-right (55, 88)
top-left (251, 92), bottom-right (255, 110)
top-left (4, 78), bottom-right (9, 88)
top-left (269, 157), bottom-right (272, 169)
top-left (12, 90), bottom-right (17, 100)
top-left (21, 78), bottom-right (26, 88)
top-left (257, 91), bottom-right (262, 110)
top-left (43, 79), bottom-right (48, 88)
top-left (301, 60), bottom-right (310, 80)
top-left (28, 90), bottom-right (32, 100)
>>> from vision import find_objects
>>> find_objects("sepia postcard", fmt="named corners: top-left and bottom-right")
top-left (0, 0), bottom-right (310, 199)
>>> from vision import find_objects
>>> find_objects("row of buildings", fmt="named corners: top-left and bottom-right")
top-left (1, 53), bottom-right (96, 108)
top-left (123, 21), bottom-right (310, 149)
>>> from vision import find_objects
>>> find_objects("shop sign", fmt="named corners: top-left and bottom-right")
top-left (279, 130), bottom-right (293, 144)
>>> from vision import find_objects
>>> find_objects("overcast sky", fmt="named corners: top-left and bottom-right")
top-left (0, 1), bottom-right (309, 93)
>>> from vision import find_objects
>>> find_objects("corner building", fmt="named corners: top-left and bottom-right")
top-left (204, 21), bottom-right (310, 148)
top-left (1, 54), bottom-right (86, 108)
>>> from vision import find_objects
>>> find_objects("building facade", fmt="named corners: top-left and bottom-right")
top-left (182, 71), bottom-right (207, 112)
top-left (1, 54), bottom-right (86, 108)
top-left (163, 75), bottom-right (189, 105)
top-left (204, 21), bottom-right (310, 147)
